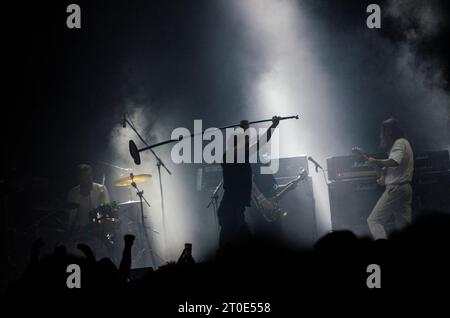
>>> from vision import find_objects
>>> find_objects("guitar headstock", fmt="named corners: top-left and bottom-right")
top-left (296, 168), bottom-right (308, 181)
top-left (352, 146), bottom-right (369, 161)
top-left (352, 146), bottom-right (364, 156)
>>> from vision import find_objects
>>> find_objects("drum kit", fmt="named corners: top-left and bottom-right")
top-left (86, 173), bottom-right (156, 264)
top-left (28, 173), bottom-right (156, 265)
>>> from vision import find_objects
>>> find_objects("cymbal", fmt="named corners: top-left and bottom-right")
top-left (113, 174), bottom-right (152, 187)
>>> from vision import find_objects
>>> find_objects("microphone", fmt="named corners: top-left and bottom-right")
top-left (122, 114), bottom-right (127, 128)
top-left (308, 156), bottom-right (323, 172)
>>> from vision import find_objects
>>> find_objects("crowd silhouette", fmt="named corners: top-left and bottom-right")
top-left (5, 211), bottom-right (450, 302)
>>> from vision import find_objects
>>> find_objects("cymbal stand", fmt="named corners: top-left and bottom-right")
top-left (129, 173), bottom-right (160, 267)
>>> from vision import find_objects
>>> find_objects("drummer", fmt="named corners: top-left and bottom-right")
top-left (67, 164), bottom-right (110, 233)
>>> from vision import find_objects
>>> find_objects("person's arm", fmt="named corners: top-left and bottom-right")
top-left (98, 185), bottom-right (110, 205)
top-left (375, 167), bottom-right (386, 186)
top-left (365, 157), bottom-right (395, 186)
top-left (77, 243), bottom-right (96, 263)
top-left (367, 140), bottom-right (406, 185)
top-left (368, 158), bottom-right (399, 168)
top-left (119, 234), bottom-right (135, 283)
top-left (248, 116), bottom-right (280, 156)
top-left (103, 186), bottom-right (110, 204)
top-left (367, 139), bottom-right (405, 168)
top-left (263, 116), bottom-right (280, 143)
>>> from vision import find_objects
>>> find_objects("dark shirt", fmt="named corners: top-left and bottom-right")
top-left (221, 152), bottom-right (252, 206)
top-left (221, 128), bottom-right (275, 206)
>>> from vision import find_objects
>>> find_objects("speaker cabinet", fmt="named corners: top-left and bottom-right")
top-left (413, 171), bottom-right (450, 214)
top-left (328, 178), bottom-right (384, 237)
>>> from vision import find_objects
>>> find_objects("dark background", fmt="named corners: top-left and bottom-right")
top-left (5, 0), bottom-right (449, 182)
top-left (2, 0), bottom-right (450, 283)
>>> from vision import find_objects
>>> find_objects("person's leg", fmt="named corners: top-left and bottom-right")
top-left (217, 199), bottom-right (234, 249)
top-left (235, 205), bottom-right (252, 244)
top-left (393, 184), bottom-right (413, 230)
top-left (367, 189), bottom-right (395, 239)
top-left (218, 199), bottom-right (251, 248)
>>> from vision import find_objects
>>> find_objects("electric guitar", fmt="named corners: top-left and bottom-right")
top-left (352, 147), bottom-right (385, 184)
top-left (351, 147), bottom-right (370, 160)
top-left (252, 168), bottom-right (308, 222)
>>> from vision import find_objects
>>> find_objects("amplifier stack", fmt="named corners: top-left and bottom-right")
top-left (327, 150), bottom-right (450, 236)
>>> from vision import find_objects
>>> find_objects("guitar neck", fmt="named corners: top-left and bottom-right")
top-left (274, 176), bottom-right (301, 201)
top-left (353, 148), bottom-right (385, 177)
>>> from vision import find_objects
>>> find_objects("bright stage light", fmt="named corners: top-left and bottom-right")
top-left (228, 0), bottom-right (349, 235)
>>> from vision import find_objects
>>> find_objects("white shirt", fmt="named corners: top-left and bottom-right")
top-left (67, 183), bottom-right (110, 229)
top-left (385, 138), bottom-right (414, 185)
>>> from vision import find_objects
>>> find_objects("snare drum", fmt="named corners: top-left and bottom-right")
top-left (89, 203), bottom-right (120, 231)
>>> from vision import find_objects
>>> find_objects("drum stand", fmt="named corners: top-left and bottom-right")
top-left (129, 174), bottom-right (159, 267)
top-left (206, 180), bottom-right (222, 247)
top-left (123, 114), bottom-right (171, 262)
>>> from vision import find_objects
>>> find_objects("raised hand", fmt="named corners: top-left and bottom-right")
top-left (352, 147), bottom-right (369, 161)
top-left (271, 116), bottom-right (280, 128)
top-left (124, 234), bottom-right (136, 246)
top-left (376, 175), bottom-right (385, 186)
top-left (77, 243), bottom-right (96, 261)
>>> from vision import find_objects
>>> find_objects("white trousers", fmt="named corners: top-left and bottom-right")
top-left (367, 184), bottom-right (412, 239)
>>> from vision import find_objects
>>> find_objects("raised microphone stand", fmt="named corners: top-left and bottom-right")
top-left (127, 114), bottom-right (299, 257)
top-left (123, 115), bottom-right (171, 264)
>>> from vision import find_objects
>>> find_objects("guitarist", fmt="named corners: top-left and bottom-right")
top-left (360, 118), bottom-right (414, 239)
top-left (218, 116), bottom-right (280, 249)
